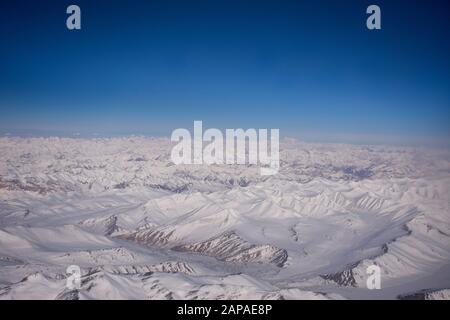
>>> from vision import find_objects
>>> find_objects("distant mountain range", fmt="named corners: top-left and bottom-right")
top-left (0, 137), bottom-right (449, 300)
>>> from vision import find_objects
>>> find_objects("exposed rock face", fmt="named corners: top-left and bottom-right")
top-left (117, 228), bottom-right (178, 248)
top-left (321, 265), bottom-right (358, 287)
top-left (173, 232), bottom-right (288, 267)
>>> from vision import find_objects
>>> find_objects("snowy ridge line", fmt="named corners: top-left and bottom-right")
top-left (1, 137), bottom-right (449, 195)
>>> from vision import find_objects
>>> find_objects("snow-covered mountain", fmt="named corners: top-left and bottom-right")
top-left (0, 136), bottom-right (449, 299)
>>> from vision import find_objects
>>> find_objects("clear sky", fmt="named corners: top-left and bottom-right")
top-left (0, 0), bottom-right (449, 145)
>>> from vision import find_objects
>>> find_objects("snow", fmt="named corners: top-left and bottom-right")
top-left (0, 136), bottom-right (449, 299)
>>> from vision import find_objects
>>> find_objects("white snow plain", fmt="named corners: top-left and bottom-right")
top-left (0, 136), bottom-right (449, 300)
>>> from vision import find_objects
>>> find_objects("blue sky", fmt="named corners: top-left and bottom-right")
top-left (0, 0), bottom-right (449, 145)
